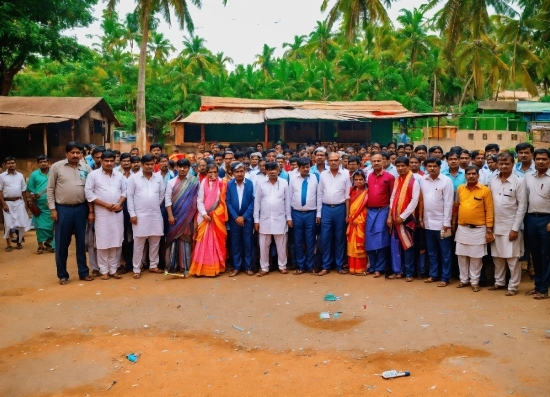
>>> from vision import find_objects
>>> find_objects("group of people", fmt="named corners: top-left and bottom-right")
top-left (1, 139), bottom-right (549, 300)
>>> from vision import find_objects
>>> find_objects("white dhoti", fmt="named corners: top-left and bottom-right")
top-left (491, 232), bottom-right (523, 291)
top-left (259, 233), bottom-right (287, 272)
top-left (133, 236), bottom-right (161, 274)
top-left (97, 247), bottom-right (119, 275)
top-left (3, 199), bottom-right (30, 239)
top-left (456, 225), bottom-right (486, 286)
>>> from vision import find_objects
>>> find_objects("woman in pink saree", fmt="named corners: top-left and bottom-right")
top-left (190, 164), bottom-right (228, 277)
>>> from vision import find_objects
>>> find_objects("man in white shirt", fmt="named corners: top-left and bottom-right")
top-left (317, 152), bottom-right (352, 276)
top-left (254, 162), bottom-right (292, 276)
top-left (489, 152), bottom-right (526, 295)
top-left (420, 157), bottom-right (454, 287)
top-left (514, 142), bottom-right (535, 178)
top-left (84, 151), bottom-right (126, 280)
top-left (288, 157), bottom-right (319, 274)
top-left (0, 157), bottom-right (30, 251)
top-left (126, 154), bottom-right (166, 279)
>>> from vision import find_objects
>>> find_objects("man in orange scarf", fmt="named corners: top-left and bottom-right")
top-left (387, 157), bottom-right (420, 281)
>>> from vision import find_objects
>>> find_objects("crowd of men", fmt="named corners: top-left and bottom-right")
top-left (1, 139), bottom-right (549, 300)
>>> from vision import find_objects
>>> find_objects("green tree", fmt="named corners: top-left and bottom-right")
top-left (254, 44), bottom-right (277, 80)
top-left (0, 0), bottom-right (96, 95)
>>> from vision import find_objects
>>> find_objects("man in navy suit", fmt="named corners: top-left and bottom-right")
top-left (226, 162), bottom-right (255, 276)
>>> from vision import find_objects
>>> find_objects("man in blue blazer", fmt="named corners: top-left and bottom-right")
top-left (226, 162), bottom-right (255, 276)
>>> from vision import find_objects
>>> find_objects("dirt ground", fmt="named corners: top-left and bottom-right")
top-left (1, 231), bottom-right (549, 397)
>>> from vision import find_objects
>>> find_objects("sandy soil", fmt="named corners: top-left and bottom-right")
top-left (1, 231), bottom-right (549, 396)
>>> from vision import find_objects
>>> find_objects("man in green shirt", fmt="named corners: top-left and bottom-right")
top-left (27, 155), bottom-right (55, 254)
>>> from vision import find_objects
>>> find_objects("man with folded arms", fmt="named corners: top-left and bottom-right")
top-left (453, 166), bottom-right (494, 292)
top-left (488, 152), bottom-right (526, 296)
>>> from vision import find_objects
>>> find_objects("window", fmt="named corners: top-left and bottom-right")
top-left (468, 133), bottom-right (474, 140)
top-left (482, 133), bottom-right (488, 140)
top-left (511, 134), bottom-right (518, 141)
top-left (497, 134), bottom-right (502, 140)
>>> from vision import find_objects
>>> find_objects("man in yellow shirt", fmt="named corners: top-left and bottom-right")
top-left (453, 166), bottom-right (494, 292)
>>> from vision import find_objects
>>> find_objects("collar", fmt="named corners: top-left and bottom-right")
top-left (532, 169), bottom-right (550, 178)
top-left (443, 168), bottom-right (464, 175)
top-left (466, 182), bottom-right (483, 190)
top-left (100, 167), bottom-right (114, 177)
top-left (497, 172), bottom-right (515, 183)
top-left (515, 160), bottom-right (536, 170)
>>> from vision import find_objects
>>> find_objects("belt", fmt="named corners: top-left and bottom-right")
top-left (368, 206), bottom-right (388, 210)
top-left (56, 202), bottom-right (86, 207)
top-left (460, 224), bottom-right (485, 228)
top-left (323, 203), bottom-right (344, 208)
top-left (3, 197), bottom-right (21, 201)
top-left (528, 212), bottom-right (550, 218)
top-left (292, 208), bottom-right (316, 213)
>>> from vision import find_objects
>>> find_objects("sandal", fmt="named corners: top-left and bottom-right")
top-left (37, 247), bottom-right (43, 255)
top-left (133, 273), bottom-right (141, 279)
top-left (245, 270), bottom-right (254, 276)
top-left (387, 274), bottom-right (396, 279)
top-left (5, 246), bottom-right (12, 252)
top-left (44, 243), bottom-right (55, 253)
top-left (438, 281), bottom-right (448, 287)
top-left (257, 271), bottom-right (269, 277)
top-left (534, 293), bottom-right (549, 300)
top-left (16, 243), bottom-right (22, 250)
top-left (471, 284), bottom-right (481, 292)
top-left (111, 273), bottom-right (122, 279)
top-left (373, 271), bottom-right (381, 278)
top-left (395, 274), bottom-right (403, 279)
top-left (293, 269), bottom-right (305, 275)
top-left (338, 269), bottom-right (349, 275)
top-left (488, 284), bottom-right (505, 291)
top-left (355, 272), bottom-right (368, 276)
top-left (316, 270), bottom-right (329, 276)
top-left (59, 278), bottom-right (69, 285)
top-left (79, 276), bottom-right (94, 281)
top-left (228, 270), bottom-right (240, 277)
top-left (505, 290), bottom-right (517, 296)
top-left (424, 277), bottom-right (435, 283)
top-left (149, 268), bottom-right (162, 273)
top-left (100, 274), bottom-right (110, 280)
top-left (525, 289), bottom-right (537, 296)
top-left (279, 269), bottom-right (289, 274)
top-left (456, 282), bottom-right (470, 288)
top-left (406, 277), bottom-right (414, 282)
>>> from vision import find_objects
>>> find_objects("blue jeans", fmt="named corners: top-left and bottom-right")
top-left (425, 229), bottom-right (452, 282)
top-left (54, 203), bottom-right (89, 279)
top-left (414, 227), bottom-right (427, 276)
top-left (320, 203), bottom-right (346, 271)
top-left (228, 218), bottom-right (253, 272)
top-left (525, 214), bottom-right (550, 294)
top-left (368, 248), bottom-right (390, 273)
top-left (291, 209), bottom-right (317, 272)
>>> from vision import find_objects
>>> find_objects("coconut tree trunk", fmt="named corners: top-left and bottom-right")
top-left (432, 73), bottom-right (437, 110)
top-left (458, 73), bottom-right (474, 113)
top-left (136, 4), bottom-right (150, 155)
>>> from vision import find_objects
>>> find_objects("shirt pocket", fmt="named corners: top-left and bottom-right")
top-left (501, 188), bottom-right (516, 206)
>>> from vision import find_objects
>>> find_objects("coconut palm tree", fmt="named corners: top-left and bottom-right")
top-left (148, 32), bottom-right (175, 65)
top-left (282, 35), bottom-right (307, 60)
top-left (306, 21), bottom-right (337, 60)
top-left (180, 35), bottom-right (214, 78)
top-left (254, 44), bottom-right (276, 80)
top-left (396, 7), bottom-right (439, 69)
top-left (321, 0), bottom-right (393, 42)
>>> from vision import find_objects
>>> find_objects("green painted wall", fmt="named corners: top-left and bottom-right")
top-left (370, 120), bottom-right (393, 144)
top-left (205, 124), bottom-right (264, 142)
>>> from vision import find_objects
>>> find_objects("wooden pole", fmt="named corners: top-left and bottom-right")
top-left (200, 124), bottom-right (205, 144)
top-left (71, 120), bottom-right (75, 141)
top-left (264, 122), bottom-right (268, 148)
top-left (43, 125), bottom-right (48, 156)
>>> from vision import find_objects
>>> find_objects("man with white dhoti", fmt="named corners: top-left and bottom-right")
top-left (453, 166), bottom-right (494, 292)
top-left (0, 157), bottom-right (30, 251)
top-left (126, 154), bottom-right (165, 279)
top-left (254, 161), bottom-right (292, 276)
top-left (85, 151), bottom-right (126, 280)
top-left (488, 152), bottom-right (526, 296)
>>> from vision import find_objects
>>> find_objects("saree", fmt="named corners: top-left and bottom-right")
top-left (190, 179), bottom-right (228, 277)
top-left (346, 187), bottom-right (369, 274)
top-left (166, 175), bottom-right (199, 275)
top-left (389, 172), bottom-right (416, 274)
top-left (27, 169), bottom-right (54, 246)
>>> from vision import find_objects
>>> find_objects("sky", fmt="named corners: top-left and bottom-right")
top-left (70, 0), bottom-right (429, 66)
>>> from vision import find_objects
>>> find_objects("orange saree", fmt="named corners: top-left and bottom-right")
top-left (346, 186), bottom-right (369, 274)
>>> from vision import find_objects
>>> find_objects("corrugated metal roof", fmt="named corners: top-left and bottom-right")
top-left (0, 114), bottom-right (71, 128)
top-left (0, 96), bottom-right (120, 126)
top-left (265, 109), bottom-right (352, 121)
top-left (517, 102), bottom-right (550, 113)
top-left (181, 110), bottom-right (264, 124)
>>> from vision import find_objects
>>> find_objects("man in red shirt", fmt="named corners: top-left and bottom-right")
top-left (366, 154), bottom-right (395, 277)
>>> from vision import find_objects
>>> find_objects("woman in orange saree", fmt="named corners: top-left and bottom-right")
top-left (347, 169), bottom-right (369, 275)
top-left (189, 164), bottom-right (228, 277)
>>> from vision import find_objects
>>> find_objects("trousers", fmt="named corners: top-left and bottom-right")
top-left (425, 229), bottom-right (452, 282)
top-left (133, 236), bottom-right (161, 274)
top-left (493, 257), bottom-right (521, 291)
top-left (320, 203), bottom-right (346, 271)
top-left (97, 247), bottom-right (119, 275)
top-left (458, 255), bottom-right (483, 285)
top-left (259, 233), bottom-right (287, 272)
top-left (525, 213), bottom-right (550, 294)
top-left (228, 219), bottom-right (253, 272)
top-left (291, 209), bottom-right (317, 272)
top-left (54, 203), bottom-right (89, 279)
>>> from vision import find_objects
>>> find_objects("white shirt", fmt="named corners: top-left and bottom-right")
top-left (412, 172), bottom-right (424, 185)
top-left (384, 164), bottom-right (399, 178)
top-left (254, 177), bottom-right (291, 235)
top-left (421, 173), bottom-right (454, 230)
top-left (126, 171), bottom-right (165, 237)
top-left (0, 170), bottom-right (26, 198)
top-left (489, 173), bottom-right (526, 234)
top-left (235, 179), bottom-right (246, 209)
top-left (525, 169), bottom-right (550, 213)
top-left (479, 167), bottom-right (497, 186)
top-left (84, 168), bottom-right (126, 204)
top-left (289, 173), bottom-right (319, 213)
top-left (389, 176), bottom-right (420, 221)
top-left (317, 169), bottom-right (352, 213)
